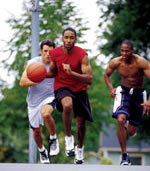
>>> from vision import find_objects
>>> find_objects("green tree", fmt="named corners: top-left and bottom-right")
top-left (97, 0), bottom-right (150, 141)
top-left (87, 57), bottom-right (114, 151)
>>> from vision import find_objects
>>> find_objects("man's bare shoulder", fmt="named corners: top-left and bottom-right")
top-left (109, 56), bottom-right (121, 68)
top-left (134, 54), bottom-right (149, 68)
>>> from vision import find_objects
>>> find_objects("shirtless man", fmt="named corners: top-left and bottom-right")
top-left (104, 40), bottom-right (150, 165)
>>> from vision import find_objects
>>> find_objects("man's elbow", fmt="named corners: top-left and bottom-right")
top-left (19, 80), bottom-right (25, 87)
top-left (46, 71), bottom-right (56, 78)
top-left (88, 76), bottom-right (93, 85)
top-left (19, 82), bottom-right (24, 87)
top-left (104, 72), bottom-right (109, 80)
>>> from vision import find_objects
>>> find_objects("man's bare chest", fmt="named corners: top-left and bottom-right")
top-left (117, 63), bottom-right (143, 77)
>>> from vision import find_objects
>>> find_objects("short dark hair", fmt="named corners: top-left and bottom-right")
top-left (62, 27), bottom-right (77, 38)
top-left (40, 39), bottom-right (55, 50)
top-left (121, 40), bottom-right (134, 49)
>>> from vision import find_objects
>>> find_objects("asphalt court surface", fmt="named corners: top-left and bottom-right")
top-left (0, 164), bottom-right (150, 171)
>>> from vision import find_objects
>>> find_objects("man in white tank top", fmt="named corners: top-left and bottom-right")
top-left (20, 40), bottom-right (59, 164)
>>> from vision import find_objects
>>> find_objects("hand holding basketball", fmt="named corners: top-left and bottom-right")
top-left (27, 63), bottom-right (47, 83)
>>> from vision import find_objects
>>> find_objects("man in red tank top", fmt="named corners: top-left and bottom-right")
top-left (48, 27), bottom-right (93, 164)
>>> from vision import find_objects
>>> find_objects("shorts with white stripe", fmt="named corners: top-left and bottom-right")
top-left (112, 85), bottom-right (147, 126)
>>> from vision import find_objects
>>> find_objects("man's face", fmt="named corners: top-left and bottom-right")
top-left (62, 30), bottom-right (76, 51)
top-left (120, 43), bottom-right (134, 61)
top-left (40, 45), bottom-right (54, 64)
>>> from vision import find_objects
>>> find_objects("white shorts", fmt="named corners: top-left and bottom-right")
top-left (28, 97), bottom-right (54, 128)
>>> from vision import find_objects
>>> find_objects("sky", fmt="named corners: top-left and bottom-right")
top-left (69, 0), bottom-right (100, 55)
top-left (0, 0), bottom-right (101, 84)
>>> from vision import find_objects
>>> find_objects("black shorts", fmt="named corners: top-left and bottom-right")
top-left (47, 99), bottom-right (56, 109)
top-left (54, 88), bottom-right (93, 122)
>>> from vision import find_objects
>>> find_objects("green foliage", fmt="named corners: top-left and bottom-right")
top-left (0, 81), bottom-right (29, 162)
top-left (86, 57), bottom-right (113, 151)
top-left (97, 0), bottom-right (150, 140)
top-left (39, 0), bottom-right (89, 45)
top-left (97, 0), bottom-right (150, 58)
top-left (3, 0), bottom-right (88, 79)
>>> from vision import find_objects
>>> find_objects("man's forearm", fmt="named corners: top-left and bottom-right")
top-left (71, 71), bottom-right (93, 85)
top-left (104, 74), bottom-right (113, 91)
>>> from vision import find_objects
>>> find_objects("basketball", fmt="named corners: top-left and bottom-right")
top-left (27, 63), bottom-right (47, 82)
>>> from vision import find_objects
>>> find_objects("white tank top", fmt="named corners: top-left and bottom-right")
top-left (26, 56), bottom-right (54, 107)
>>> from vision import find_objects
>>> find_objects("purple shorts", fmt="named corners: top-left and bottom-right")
top-left (112, 85), bottom-right (146, 126)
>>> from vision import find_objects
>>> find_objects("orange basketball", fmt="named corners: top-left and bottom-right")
top-left (27, 63), bottom-right (47, 82)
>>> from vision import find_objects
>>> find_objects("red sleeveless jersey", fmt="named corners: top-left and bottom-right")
top-left (50, 46), bottom-right (89, 92)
